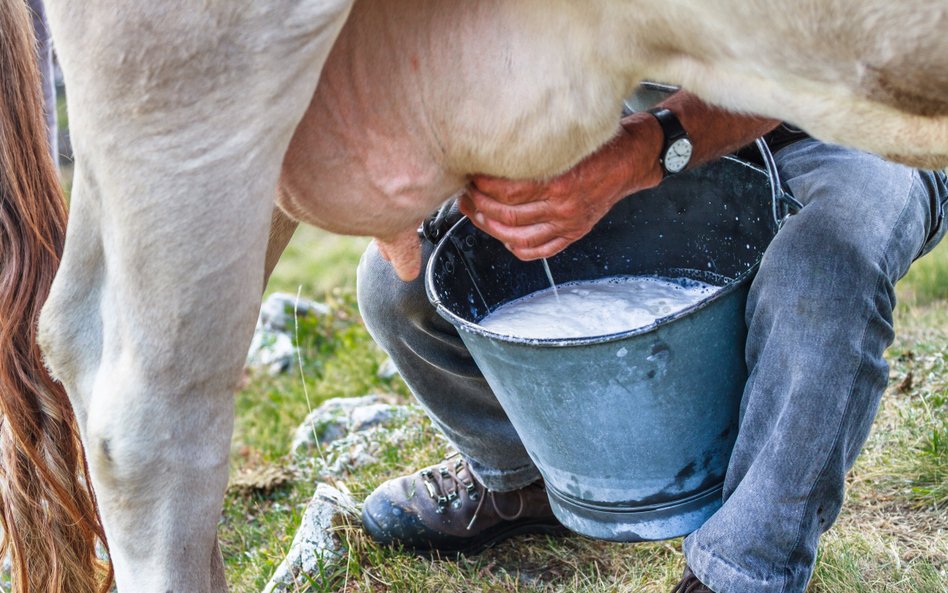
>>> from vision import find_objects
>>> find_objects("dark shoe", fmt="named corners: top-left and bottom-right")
top-left (361, 455), bottom-right (566, 555)
top-left (671, 566), bottom-right (716, 593)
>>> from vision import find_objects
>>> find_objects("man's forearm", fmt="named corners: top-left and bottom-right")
top-left (657, 90), bottom-right (779, 165)
top-left (612, 90), bottom-right (780, 195)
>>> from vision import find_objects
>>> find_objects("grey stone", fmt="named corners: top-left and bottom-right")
top-left (350, 403), bottom-right (408, 432)
top-left (376, 356), bottom-right (400, 379)
top-left (259, 292), bottom-right (330, 333)
top-left (246, 292), bottom-right (330, 375)
top-left (290, 394), bottom-right (380, 452)
top-left (291, 395), bottom-right (409, 454)
top-left (261, 483), bottom-right (356, 593)
top-left (265, 408), bottom-right (429, 591)
top-left (323, 433), bottom-right (380, 477)
top-left (312, 422), bottom-right (421, 479)
top-left (246, 330), bottom-right (296, 375)
top-left (290, 405), bottom-right (425, 480)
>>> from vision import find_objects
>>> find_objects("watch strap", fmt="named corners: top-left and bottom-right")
top-left (647, 107), bottom-right (687, 143)
top-left (647, 107), bottom-right (690, 176)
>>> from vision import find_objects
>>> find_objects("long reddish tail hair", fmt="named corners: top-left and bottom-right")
top-left (0, 1), bottom-right (112, 592)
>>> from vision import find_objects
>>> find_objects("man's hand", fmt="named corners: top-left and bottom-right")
top-left (460, 111), bottom-right (664, 261)
top-left (459, 92), bottom-right (779, 262)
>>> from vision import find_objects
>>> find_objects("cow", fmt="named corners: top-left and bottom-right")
top-left (0, 0), bottom-right (945, 592)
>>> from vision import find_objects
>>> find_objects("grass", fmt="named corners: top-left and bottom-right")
top-left (221, 227), bottom-right (948, 593)
top-left (898, 239), bottom-right (948, 307)
top-left (265, 226), bottom-right (370, 298)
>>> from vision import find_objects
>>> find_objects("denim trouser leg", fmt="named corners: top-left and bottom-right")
top-left (683, 140), bottom-right (948, 593)
top-left (357, 241), bottom-right (542, 491)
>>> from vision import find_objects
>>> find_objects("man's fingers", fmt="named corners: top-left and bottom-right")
top-left (508, 236), bottom-right (574, 261)
top-left (464, 187), bottom-right (548, 227)
top-left (466, 209), bottom-right (574, 252)
top-left (476, 217), bottom-right (562, 249)
top-left (374, 230), bottom-right (422, 282)
top-left (470, 174), bottom-right (539, 205)
top-left (462, 178), bottom-right (589, 260)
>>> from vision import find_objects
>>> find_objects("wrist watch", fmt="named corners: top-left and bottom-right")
top-left (647, 107), bottom-right (693, 177)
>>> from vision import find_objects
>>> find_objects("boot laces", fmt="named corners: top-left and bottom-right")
top-left (418, 454), bottom-right (526, 530)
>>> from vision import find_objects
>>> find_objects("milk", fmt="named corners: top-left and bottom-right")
top-left (479, 275), bottom-right (721, 339)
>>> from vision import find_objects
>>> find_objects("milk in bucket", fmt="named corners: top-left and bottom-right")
top-left (480, 276), bottom-right (721, 339)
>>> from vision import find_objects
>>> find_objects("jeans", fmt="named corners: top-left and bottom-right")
top-left (356, 139), bottom-right (948, 593)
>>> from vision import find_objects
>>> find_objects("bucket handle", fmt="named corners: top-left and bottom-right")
top-left (755, 138), bottom-right (803, 228)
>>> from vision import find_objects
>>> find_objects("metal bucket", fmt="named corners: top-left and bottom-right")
top-left (425, 148), bottom-right (790, 541)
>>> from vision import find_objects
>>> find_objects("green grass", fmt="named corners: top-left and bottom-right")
top-left (265, 226), bottom-right (370, 298)
top-left (222, 229), bottom-right (948, 592)
top-left (899, 240), bottom-right (948, 306)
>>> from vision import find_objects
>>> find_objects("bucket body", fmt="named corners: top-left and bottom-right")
top-left (426, 156), bottom-right (779, 541)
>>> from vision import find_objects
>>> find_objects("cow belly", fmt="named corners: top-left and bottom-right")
top-left (277, 0), bottom-right (637, 242)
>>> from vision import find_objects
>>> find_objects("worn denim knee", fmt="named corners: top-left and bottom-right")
top-left (684, 140), bottom-right (947, 593)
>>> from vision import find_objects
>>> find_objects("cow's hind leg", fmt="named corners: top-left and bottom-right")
top-left (39, 2), bottom-right (353, 591)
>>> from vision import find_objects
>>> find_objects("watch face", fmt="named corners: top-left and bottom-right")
top-left (664, 138), bottom-right (693, 173)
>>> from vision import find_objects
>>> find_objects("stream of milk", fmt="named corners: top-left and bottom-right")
top-left (479, 275), bottom-right (721, 339)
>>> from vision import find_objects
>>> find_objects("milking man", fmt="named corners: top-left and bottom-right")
top-left (356, 87), bottom-right (948, 593)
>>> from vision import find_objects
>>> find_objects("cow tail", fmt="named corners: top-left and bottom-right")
top-left (0, 2), bottom-right (112, 592)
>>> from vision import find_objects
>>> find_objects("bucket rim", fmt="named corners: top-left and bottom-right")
top-left (425, 157), bottom-right (773, 348)
top-left (426, 259), bottom-right (758, 347)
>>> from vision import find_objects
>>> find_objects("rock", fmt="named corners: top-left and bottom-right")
top-left (292, 407), bottom-right (425, 480)
top-left (261, 483), bottom-right (356, 593)
top-left (246, 330), bottom-right (296, 375)
top-left (291, 395), bottom-right (409, 454)
top-left (246, 292), bottom-right (330, 375)
top-left (349, 403), bottom-right (406, 432)
top-left (322, 433), bottom-right (381, 477)
top-left (264, 404), bottom-right (429, 592)
top-left (376, 356), bottom-right (400, 379)
top-left (259, 292), bottom-right (331, 333)
top-left (316, 428), bottom-right (394, 478)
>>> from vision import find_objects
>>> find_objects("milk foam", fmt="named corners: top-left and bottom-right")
top-left (479, 275), bottom-right (721, 339)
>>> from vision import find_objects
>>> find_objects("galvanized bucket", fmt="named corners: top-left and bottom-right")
top-left (425, 145), bottom-right (791, 541)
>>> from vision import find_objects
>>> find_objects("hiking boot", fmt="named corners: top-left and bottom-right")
top-left (361, 455), bottom-right (566, 555)
top-left (671, 566), bottom-right (716, 593)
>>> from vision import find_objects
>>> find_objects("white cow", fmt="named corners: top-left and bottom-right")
top-left (0, 0), bottom-right (945, 592)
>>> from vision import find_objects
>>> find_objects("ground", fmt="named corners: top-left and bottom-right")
top-left (221, 225), bottom-right (948, 593)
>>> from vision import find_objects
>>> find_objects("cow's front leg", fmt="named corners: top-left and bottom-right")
top-left (38, 152), bottom-right (267, 592)
top-left (39, 1), bottom-right (354, 591)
